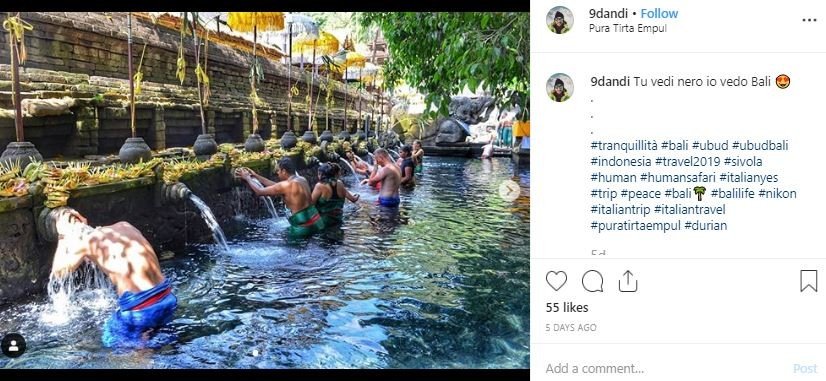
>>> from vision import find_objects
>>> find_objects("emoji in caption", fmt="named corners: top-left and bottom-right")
top-left (776, 74), bottom-right (790, 89)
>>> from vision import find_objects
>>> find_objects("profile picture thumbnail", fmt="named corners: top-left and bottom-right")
top-left (547, 6), bottom-right (573, 35)
top-left (547, 73), bottom-right (573, 103)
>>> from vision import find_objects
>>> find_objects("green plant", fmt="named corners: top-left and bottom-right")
top-left (356, 12), bottom-right (529, 118)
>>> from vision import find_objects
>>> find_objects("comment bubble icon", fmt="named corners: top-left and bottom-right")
top-left (582, 270), bottom-right (604, 292)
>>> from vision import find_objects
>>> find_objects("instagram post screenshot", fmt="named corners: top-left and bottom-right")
top-left (0, 3), bottom-right (530, 379)
top-left (533, 0), bottom-right (826, 380)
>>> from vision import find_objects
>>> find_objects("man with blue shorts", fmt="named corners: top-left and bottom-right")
top-left (362, 148), bottom-right (401, 207)
top-left (50, 208), bottom-right (177, 347)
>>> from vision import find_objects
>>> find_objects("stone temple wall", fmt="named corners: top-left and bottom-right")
top-left (0, 156), bottom-right (283, 304)
top-left (0, 12), bottom-right (382, 158)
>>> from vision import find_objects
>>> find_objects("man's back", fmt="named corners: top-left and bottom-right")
top-left (88, 222), bottom-right (164, 296)
top-left (283, 177), bottom-right (313, 213)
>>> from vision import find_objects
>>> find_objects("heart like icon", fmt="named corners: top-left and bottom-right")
top-left (546, 271), bottom-right (567, 291)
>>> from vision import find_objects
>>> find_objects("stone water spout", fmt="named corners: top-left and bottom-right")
top-left (36, 207), bottom-right (78, 242)
top-left (160, 182), bottom-right (229, 251)
top-left (161, 182), bottom-right (193, 204)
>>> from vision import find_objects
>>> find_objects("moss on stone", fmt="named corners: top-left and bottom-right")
top-left (70, 176), bottom-right (156, 199)
top-left (0, 196), bottom-right (32, 213)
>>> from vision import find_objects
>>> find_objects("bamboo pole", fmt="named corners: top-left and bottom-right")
top-left (193, 15), bottom-right (206, 134)
top-left (343, 68), bottom-right (348, 132)
top-left (251, 23), bottom-right (258, 134)
top-left (287, 22), bottom-right (293, 132)
top-left (358, 67), bottom-right (363, 134)
top-left (369, 29), bottom-right (379, 139)
top-left (128, 13), bottom-right (136, 138)
top-left (378, 89), bottom-right (384, 138)
top-left (9, 12), bottom-right (24, 142)
top-left (308, 40), bottom-right (316, 132)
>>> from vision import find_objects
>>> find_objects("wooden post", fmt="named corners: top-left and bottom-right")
top-left (378, 89), bottom-right (384, 138)
top-left (369, 29), bottom-right (380, 139)
top-left (9, 12), bottom-right (24, 142)
top-left (308, 40), bottom-right (316, 131)
top-left (252, 23), bottom-right (258, 134)
top-left (358, 67), bottom-right (363, 134)
top-left (343, 68), bottom-right (348, 132)
top-left (287, 22), bottom-right (293, 132)
top-left (190, 14), bottom-right (206, 135)
top-left (128, 13), bottom-right (136, 138)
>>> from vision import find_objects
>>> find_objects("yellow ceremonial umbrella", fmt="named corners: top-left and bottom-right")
top-left (294, 31), bottom-right (339, 56)
top-left (333, 50), bottom-right (366, 70)
top-left (227, 12), bottom-right (285, 142)
top-left (347, 62), bottom-right (379, 83)
top-left (293, 31), bottom-right (339, 76)
top-left (294, 31), bottom-right (339, 130)
top-left (227, 12), bottom-right (285, 33)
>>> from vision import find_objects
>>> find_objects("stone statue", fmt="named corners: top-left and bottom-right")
top-left (378, 130), bottom-right (401, 150)
top-left (434, 96), bottom-right (496, 144)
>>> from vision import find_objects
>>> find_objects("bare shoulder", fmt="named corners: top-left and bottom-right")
top-left (106, 221), bottom-right (145, 238)
top-left (111, 221), bottom-right (137, 230)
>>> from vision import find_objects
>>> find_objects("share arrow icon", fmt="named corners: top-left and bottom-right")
top-left (619, 270), bottom-right (638, 293)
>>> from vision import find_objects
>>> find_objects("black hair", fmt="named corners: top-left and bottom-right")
top-left (330, 163), bottom-right (341, 178)
top-left (402, 145), bottom-right (412, 155)
top-left (318, 163), bottom-right (336, 183)
top-left (278, 157), bottom-right (296, 174)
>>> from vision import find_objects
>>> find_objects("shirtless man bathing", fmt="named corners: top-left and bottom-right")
top-left (50, 207), bottom-right (177, 346)
top-left (362, 148), bottom-right (402, 207)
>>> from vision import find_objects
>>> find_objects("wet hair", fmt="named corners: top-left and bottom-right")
top-left (401, 145), bottom-right (412, 156)
top-left (374, 148), bottom-right (389, 159)
top-left (318, 163), bottom-right (336, 183)
top-left (53, 207), bottom-right (78, 223)
top-left (53, 207), bottom-right (91, 231)
top-left (54, 209), bottom-right (95, 240)
top-left (278, 157), bottom-right (297, 174)
top-left (330, 163), bottom-right (341, 178)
